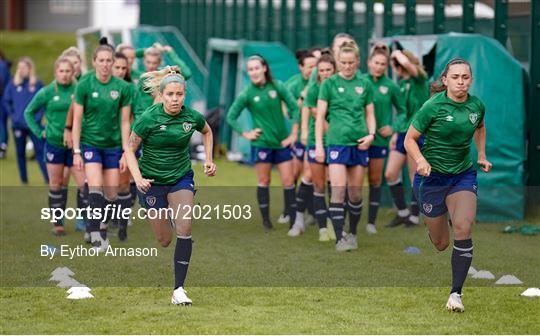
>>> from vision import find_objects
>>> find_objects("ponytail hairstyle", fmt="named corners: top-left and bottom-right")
top-left (13, 56), bottom-right (38, 87)
top-left (247, 54), bottom-right (274, 84)
top-left (61, 46), bottom-right (82, 62)
top-left (141, 66), bottom-right (185, 95)
top-left (114, 52), bottom-right (132, 82)
top-left (296, 49), bottom-right (317, 66)
top-left (316, 54), bottom-right (336, 82)
top-left (338, 40), bottom-right (360, 60)
top-left (331, 32), bottom-right (354, 52)
top-left (93, 37), bottom-right (115, 60)
top-left (116, 43), bottom-right (135, 54)
top-left (429, 58), bottom-right (472, 96)
top-left (368, 43), bottom-right (390, 61)
top-left (143, 46), bottom-right (162, 60)
top-left (393, 49), bottom-right (427, 78)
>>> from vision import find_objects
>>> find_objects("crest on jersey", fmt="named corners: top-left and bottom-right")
top-left (268, 90), bottom-right (277, 99)
top-left (423, 203), bottom-right (433, 214)
top-left (46, 152), bottom-right (54, 162)
top-left (183, 122), bottom-right (192, 132)
top-left (337, 87), bottom-right (345, 93)
top-left (469, 113), bottom-right (478, 124)
top-left (253, 96), bottom-right (260, 102)
top-left (330, 150), bottom-right (339, 160)
top-left (110, 90), bottom-right (119, 100)
top-left (53, 96), bottom-right (60, 101)
top-left (92, 92), bottom-right (99, 98)
top-left (84, 151), bottom-right (93, 160)
top-left (146, 196), bottom-right (156, 207)
top-left (379, 86), bottom-right (388, 95)
top-left (355, 86), bottom-right (364, 95)
top-left (159, 125), bottom-right (167, 131)
top-left (258, 151), bottom-right (267, 160)
top-left (16, 86), bottom-right (22, 92)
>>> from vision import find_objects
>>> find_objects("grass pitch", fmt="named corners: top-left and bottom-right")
top-left (0, 143), bottom-right (539, 334)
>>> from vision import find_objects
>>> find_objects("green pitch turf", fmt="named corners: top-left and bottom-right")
top-left (0, 142), bottom-right (539, 334)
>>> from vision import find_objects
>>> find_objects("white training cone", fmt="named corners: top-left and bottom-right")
top-left (49, 273), bottom-right (72, 282)
top-left (57, 278), bottom-right (81, 288)
top-left (472, 270), bottom-right (495, 279)
top-left (67, 291), bottom-right (94, 299)
top-left (60, 267), bottom-right (75, 276)
top-left (521, 288), bottom-right (540, 297)
top-left (468, 266), bottom-right (478, 275)
top-left (495, 275), bottom-right (523, 285)
top-left (66, 286), bottom-right (91, 294)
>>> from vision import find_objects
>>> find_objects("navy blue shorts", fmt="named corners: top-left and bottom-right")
top-left (81, 144), bottom-right (122, 169)
top-left (252, 146), bottom-right (293, 164)
top-left (413, 167), bottom-right (478, 218)
top-left (138, 170), bottom-right (195, 210)
top-left (395, 132), bottom-right (424, 155)
top-left (292, 142), bottom-right (306, 160)
top-left (327, 145), bottom-right (369, 167)
top-left (306, 145), bottom-right (327, 164)
top-left (368, 145), bottom-right (389, 159)
top-left (45, 142), bottom-right (73, 167)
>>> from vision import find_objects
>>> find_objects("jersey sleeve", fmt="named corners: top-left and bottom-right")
top-left (226, 89), bottom-right (248, 134)
top-left (119, 82), bottom-right (133, 109)
top-left (477, 99), bottom-right (486, 128)
top-left (411, 100), bottom-right (434, 134)
top-left (390, 82), bottom-right (407, 131)
top-left (24, 87), bottom-right (47, 138)
top-left (276, 81), bottom-right (299, 124)
top-left (193, 109), bottom-right (206, 132)
top-left (74, 80), bottom-right (87, 106)
top-left (318, 79), bottom-right (331, 102)
top-left (363, 80), bottom-right (374, 106)
top-left (304, 83), bottom-right (319, 108)
top-left (167, 50), bottom-right (192, 81)
top-left (132, 110), bottom-right (152, 139)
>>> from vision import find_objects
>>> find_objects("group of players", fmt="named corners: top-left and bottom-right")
top-left (15, 31), bottom-right (490, 310)
top-left (226, 33), bottom-right (491, 312)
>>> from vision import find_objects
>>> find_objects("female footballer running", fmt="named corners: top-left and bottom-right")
top-left (405, 58), bottom-right (491, 312)
top-left (125, 67), bottom-right (216, 305)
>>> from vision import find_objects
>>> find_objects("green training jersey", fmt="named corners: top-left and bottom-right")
top-left (24, 81), bottom-right (75, 148)
top-left (304, 81), bottom-right (327, 147)
top-left (412, 91), bottom-right (485, 175)
top-left (364, 74), bottom-right (406, 147)
top-left (75, 74), bottom-right (132, 149)
top-left (132, 103), bottom-right (206, 185)
top-left (285, 73), bottom-right (308, 140)
top-left (393, 74), bottom-right (429, 133)
top-left (226, 80), bottom-right (299, 149)
top-left (318, 73), bottom-right (374, 146)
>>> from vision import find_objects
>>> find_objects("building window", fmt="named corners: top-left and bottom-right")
top-left (49, 0), bottom-right (87, 14)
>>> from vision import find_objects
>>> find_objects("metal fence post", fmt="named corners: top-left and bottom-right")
top-left (383, 0), bottom-right (393, 37)
top-left (309, 0), bottom-right (317, 47)
top-left (266, 0), bottom-right (274, 41)
top-left (326, 0), bottom-right (335, 45)
top-left (494, 0), bottom-right (508, 47)
top-left (294, 0), bottom-right (302, 49)
top-left (462, 0), bottom-right (475, 33)
top-left (255, 0), bottom-right (261, 40)
top-left (280, 0), bottom-right (288, 45)
top-left (529, 0), bottom-right (540, 186)
top-left (405, 0), bottom-right (416, 35)
top-left (433, 0), bottom-right (445, 34)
